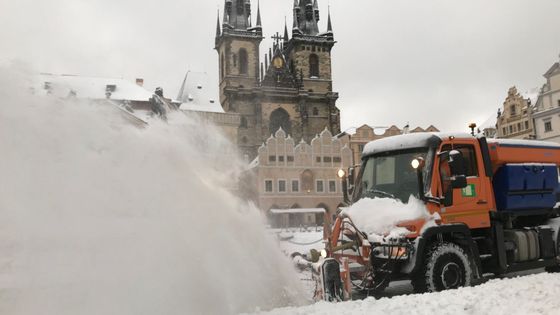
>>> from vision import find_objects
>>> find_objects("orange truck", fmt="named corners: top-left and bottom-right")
top-left (315, 133), bottom-right (560, 301)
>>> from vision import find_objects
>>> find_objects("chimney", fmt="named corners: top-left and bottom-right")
top-left (136, 78), bottom-right (144, 87)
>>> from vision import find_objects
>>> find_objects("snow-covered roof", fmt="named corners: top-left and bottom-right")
top-left (363, 132), bottom-right (472, 156)
top-left (176, 71), bottom-right (223, 113)
top-left (270, 208), bottom-right (326, 214)
top-left (34, 73), bottom-right (154, 102)
top-left (487, 138), bottom-right (560, 148)
top-left (180, 102), bottom-right (225, 113)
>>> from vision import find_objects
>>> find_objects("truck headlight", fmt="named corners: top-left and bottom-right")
top-left (337, 169), bottom-right (346, 179)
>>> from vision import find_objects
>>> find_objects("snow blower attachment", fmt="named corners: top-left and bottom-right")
top-left (317, 258), bottom-right (344, 302)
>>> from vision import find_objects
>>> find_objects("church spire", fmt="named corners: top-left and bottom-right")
top-left (256, 0), bottom-right (262, 27)
top-left (216, 10), bottom-right (222, 38)
top-left (283, 17), bottom-right (289, 42)
top-left (326, 6), bottom-right (333, 40)
top-left (222, 0), bottom-right (252, 31)
top-left (292, 0), bottom-right (320, 36)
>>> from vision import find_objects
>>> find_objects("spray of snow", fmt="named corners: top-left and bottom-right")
top-left (342, 196), bottom-right (438, 242)
top-left (0, 64), bottom-right (306, 315)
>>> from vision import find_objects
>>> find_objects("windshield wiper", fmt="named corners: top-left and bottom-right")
top-left (365, 189), bottom-right (396, 199)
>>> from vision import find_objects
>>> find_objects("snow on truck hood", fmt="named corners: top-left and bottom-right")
top-left (342, 196), bottom-right (439, 242)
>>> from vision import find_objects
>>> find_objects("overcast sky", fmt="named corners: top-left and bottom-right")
top-left (1, 0), bottom-right (559, 132)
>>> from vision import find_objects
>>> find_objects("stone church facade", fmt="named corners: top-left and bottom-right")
top-left (215, 0), bottom-right (341, 161)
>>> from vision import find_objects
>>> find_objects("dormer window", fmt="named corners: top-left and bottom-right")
top-left (510, 105), bottom-right (516, 116)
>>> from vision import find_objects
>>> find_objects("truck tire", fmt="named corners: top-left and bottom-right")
top-left (413, 242), bottom-right (474, 293)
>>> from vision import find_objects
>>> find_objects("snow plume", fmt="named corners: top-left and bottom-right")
top-left (343, 196), bottom-right (437, 242)
top-left (0, 65), bottom-right (306, 315)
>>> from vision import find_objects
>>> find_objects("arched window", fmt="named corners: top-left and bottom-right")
top-left (269, 108), bottom-right (291, 135)
top-left (239, 49), bottom-right (248, 75)
top-left (309, 54), bottom-right (319, 78)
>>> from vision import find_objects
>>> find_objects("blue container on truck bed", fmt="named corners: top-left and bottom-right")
top-left (493, 164), bottom-right (559, 211)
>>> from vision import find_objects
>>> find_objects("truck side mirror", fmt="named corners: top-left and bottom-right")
top-left (348, 167), bottom-right (355, 185)
top-left (448, 150), bottom-right (466, 177)
top-left (338, 169), bottom-right (350, 204)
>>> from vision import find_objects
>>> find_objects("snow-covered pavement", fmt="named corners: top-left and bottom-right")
top-left (257, 272), bottom-right (560, 315)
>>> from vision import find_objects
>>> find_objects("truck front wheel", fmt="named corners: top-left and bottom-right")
top-left (413, 242), bottom-right (474, 293)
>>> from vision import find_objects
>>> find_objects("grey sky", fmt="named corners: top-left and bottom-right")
top-left (1, 0), bottom-right (559, 132)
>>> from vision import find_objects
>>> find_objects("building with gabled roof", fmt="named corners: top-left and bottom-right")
top-left (496, 86), bottom-right (537, 140)
top-left (533, 55), bottom-right (560, 143)
top-left (243, 127), bottom-right (352, 225)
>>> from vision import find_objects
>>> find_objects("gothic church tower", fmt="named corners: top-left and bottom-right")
top-left (216, 0), bottom-right (340, 160)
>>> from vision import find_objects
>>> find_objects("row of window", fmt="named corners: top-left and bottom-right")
top-left (268, 156), bottom-right (342, 163)
top-left (300, 45), bottom-right (329, 53)
top-left (264, 179), bottom-right (337, 193)
top-left (502, 120), bottom-right (530, 136)
top-left (269, 155), bottom-right (295, 163)
top-left (502, 120), bottom-right (555, 135)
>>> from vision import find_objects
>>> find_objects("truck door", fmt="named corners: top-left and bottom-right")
top-left (438, 142), bottom-right (492, 229)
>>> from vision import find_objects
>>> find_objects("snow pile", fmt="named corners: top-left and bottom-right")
top-left (343, 196), bottom-right (436, 241)
top-left (0, 65), bottom-right (306, 315)
top-left (257, 272), bottom-right (560, 315)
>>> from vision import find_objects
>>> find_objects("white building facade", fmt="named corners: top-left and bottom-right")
top-left (533, 57), bottom-right (560, 143)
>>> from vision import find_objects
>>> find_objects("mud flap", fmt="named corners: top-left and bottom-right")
top-left (320, 258), bottom-right (344, 302)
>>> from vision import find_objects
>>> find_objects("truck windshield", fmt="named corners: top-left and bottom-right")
top-left (354, 149), bottom-right (430, 203)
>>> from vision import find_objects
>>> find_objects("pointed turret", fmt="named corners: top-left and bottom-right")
top-left (216, 10), bottom-right (222, 38)
top-left (292, 0), bottom-right (301, 34)
top-left (256, 0), bottom-right (262, 28)
top-left (283, 18), bottom-right (289, 42)
top-left (326, 6), bottom-right (334, 40)
top-left (327, 7), bottom-right (332, 32)
top-left (222, 0), bottom-right (252, 31)
top-left (292, 0), bottom-right (320, 36)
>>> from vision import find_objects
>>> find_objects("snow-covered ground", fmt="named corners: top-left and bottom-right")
top-left (257, 272), bottom-right (560, 315)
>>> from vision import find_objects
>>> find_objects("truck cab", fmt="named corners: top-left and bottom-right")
top-left (317, 133), bottom-right (560, 301)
